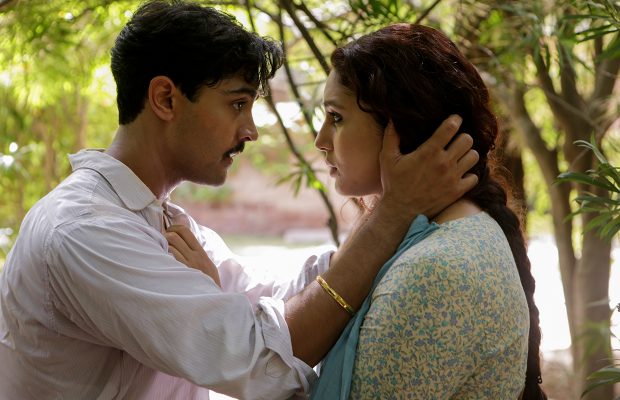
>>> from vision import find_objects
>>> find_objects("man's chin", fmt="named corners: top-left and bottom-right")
top-left (191, 173), bottom-right (227, 187)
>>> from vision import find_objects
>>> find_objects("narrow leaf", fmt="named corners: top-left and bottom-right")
top-left (557, 173), bottom-right (616, 191)
top-left (584, 213), bottom-right (613, 232)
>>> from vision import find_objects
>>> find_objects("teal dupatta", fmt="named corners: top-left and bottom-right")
top-left (310, 215), bottom-right (439, 400)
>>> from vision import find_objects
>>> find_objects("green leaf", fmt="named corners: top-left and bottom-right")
top-left (598, 37), bottom-right (620, 61)
top-left (557, 172), bottom-right (617, 191)
top-left (601, 217), bottom-right (620, 240)
top-left (575, 195), bottom-right (620, 207)
top-left (574, 139), bottom-right (609, 164)
top-left (588, 367), bottom-right (620, 380)
top-left (584, 213), bottom-right (613, 233)
top-left (583, 366), bottom-right (620, 397)
top-left (293, 174), bottom-right (302, 196)
top-left (598, 164), bottom-right (620, 190)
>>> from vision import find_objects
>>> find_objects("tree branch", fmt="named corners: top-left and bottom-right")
top-left (276, 10), bottom-right (319, 139)
top-left (251, 4), bottom-right (279, 22)
top-left (531, 49), bottom-right (572, 130)
top-left (531, 48), bottom-right (599, 143)
top-left (0, 0), bottom-right (17, 11)
top-left (294, 1), bottom-right (338, 47)
top-left (594, 36), bottom-right (603, 60)
top-left (558, 44), bottom-right (585, 120)
top-left (493, 83), bottom-right (577, 329)
top-left (247, 3), bottom-right (339, 244)
top-left (413, 0), bottom-right (442, 25)
top-left (499, 84), bottom-right (561, 187)
top-left (278, 0), bottom-right (330, 75)
top-left (264, 89), bottom-right (340, 245)
top-left (592, 32), bottom-right (620, 106)
top-left (243, 0), bottom-right (257, 31)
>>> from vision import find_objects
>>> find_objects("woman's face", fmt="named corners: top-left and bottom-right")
top-left (315, 71), bottom-right (384, 197)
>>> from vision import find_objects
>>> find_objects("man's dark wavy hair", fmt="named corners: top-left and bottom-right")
top-left (111, 0), bottom-right (283, 124)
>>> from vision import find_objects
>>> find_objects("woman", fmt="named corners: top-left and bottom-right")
top-left (311, 24), bottom-right (546, 399)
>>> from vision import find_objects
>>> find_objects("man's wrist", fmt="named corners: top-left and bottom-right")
top-left (375, 193), bottom-right (423, 223)
top-left (366, 200), bottom-right (412, 239)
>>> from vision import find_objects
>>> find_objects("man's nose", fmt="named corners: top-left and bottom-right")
top-left (239, 118), bottom-right (259, 142)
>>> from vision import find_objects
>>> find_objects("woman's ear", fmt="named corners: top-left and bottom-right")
top-left (148, 76), bottom-right (176, 121)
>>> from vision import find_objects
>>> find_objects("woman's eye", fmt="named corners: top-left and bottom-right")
top-left (233, 102), bottom-right (246, 111)
top-left (328, 112), bottom-right (342, 124)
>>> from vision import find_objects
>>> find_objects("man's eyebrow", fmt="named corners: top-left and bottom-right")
top-left (224, 86), bottom-right (259, 99)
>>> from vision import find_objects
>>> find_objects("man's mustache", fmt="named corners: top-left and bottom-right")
top-left (225, 142), bottom-right (245, 157)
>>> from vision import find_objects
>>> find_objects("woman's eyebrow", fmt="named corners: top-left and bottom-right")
top-left (323, 99), bottom-right (344, 108)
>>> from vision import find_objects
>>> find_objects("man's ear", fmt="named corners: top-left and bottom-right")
top-left (148, 76), bottom-right (177, 121)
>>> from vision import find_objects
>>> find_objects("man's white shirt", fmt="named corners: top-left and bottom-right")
top-left (0, 149), bottom-right (331, 399)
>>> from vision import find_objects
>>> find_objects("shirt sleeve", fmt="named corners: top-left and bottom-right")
top-left (46, 215), bottom-right (316, 399)
top-left (196, 224), bottom-right (333, 306)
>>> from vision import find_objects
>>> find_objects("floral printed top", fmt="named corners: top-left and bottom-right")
top-left (350, 212), bottom-right (529, 399)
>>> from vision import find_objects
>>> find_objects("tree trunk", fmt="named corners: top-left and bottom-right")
top-left (75, 95), bottom-right (88, 152)
top-left (453, 4), bottom-right (618, 398)
top-left (496, 120), bottom-right (526, 220)
top-left (571, 207), bottom-right (613, 400)
top-left (33, 118), bottom-right (56, 193)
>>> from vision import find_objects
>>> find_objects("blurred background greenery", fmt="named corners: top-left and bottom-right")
top-left (1, 0), bottom-right (620, 398)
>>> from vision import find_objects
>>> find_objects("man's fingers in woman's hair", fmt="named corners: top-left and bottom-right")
top-left (446, 132), bottom-right (474, 162)
top-left (456, 148), bottom-right (479, 174)
top-left (460, 172), bottom-right (479, 191)
top-left (419, 114), bottom-right (463, 153)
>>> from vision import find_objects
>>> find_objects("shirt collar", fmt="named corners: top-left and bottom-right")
top-left (69, 149), bottom-right (158, 211)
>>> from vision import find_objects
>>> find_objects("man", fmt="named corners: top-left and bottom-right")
top-left (0, 1), bottom-right (478, 399)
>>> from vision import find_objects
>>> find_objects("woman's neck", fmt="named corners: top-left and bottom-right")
top-left (433, 199), bottom-right (482, 224)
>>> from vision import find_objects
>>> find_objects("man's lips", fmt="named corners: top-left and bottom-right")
top-left (224, 142), bottom-right (245, 159)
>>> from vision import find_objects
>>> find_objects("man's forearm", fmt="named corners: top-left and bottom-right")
top-left (284, 203), bottom-right (409, 366)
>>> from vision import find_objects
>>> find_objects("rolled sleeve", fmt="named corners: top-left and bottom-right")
top-left (255, 297), bottom-right (316, 396)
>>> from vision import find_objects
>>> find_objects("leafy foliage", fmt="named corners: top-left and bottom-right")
top-left (557, 140), bottom-right (620, 241)
top-left (0, 0), bottom-right (132, 257)
top-left (1, 3), bottom-right (620, 397)
top-left (580, 314), bottom-right (620, 400)
top-left (558, 138), bottom-right (620, 399)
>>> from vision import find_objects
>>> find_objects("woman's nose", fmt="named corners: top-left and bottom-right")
top-left (315, 123), bottom-right (331, 151)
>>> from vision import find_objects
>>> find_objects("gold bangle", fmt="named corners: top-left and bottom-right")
top-left (315, 275), bottom-right (355, 316)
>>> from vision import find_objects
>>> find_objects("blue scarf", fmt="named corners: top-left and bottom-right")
top-left (310, 215), bottom-right (439, 400)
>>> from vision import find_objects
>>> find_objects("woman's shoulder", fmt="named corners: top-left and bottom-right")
top-left (374, 212), bottom-right (518, 300)
top-left (374, 210), bottom-right (524, 308)
top-left (398, 212), bottom-right (508, 267)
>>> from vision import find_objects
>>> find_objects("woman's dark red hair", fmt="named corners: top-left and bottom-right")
top-left (331, 24), bottom-right (547, 399)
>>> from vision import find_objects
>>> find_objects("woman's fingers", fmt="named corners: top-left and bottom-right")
top-left (164, 230), bottom-right (191, 255)
top-left (167, 225), bottom-right (202, 251)
top-left (164, 226), bottom-right (221, 287)
top-left (168, 245), bottom-right (188, 265)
